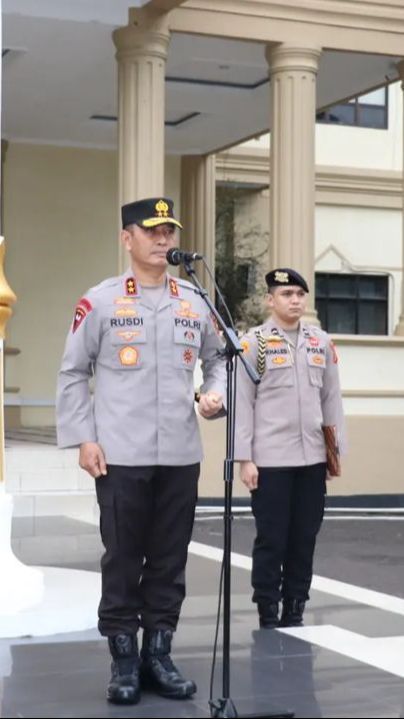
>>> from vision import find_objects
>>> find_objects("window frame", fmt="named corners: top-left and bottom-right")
top-left (315, 272), bottom-right (389, 335)
top-left (316, 86), bottom-right (388, 130)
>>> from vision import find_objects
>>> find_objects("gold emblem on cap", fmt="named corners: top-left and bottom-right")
top-left (155, 200), bottom-right (169, 218)
top-left (274, 271), bottom-right (289, 283)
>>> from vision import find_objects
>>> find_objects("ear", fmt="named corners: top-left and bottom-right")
top-left (121, 229), bottom-right (132, 251)
top-left (266, 292), bottom-right (274, 310)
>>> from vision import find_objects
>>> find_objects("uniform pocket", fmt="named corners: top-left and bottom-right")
top-left (108, 326), bottom-right (146, 369)
top-left (173, 325), bottom-right (201, 371)
top-left (266, 365), bottom-right (294, 387)
top-left (115, 345), bottom-right (142, 370)
top-left (173, 345), bottom-right (198, 371)
top-left (309, 367), bottom-right (324, 388)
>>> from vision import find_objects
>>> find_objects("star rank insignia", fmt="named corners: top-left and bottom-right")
top-left (125, 277), bottom-right (138, 296)
top-left (72, 297), bottom-right (92, 333)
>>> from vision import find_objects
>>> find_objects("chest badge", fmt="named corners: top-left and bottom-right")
top-left (312, 355), bottom-right (325, 366)
top-left (115, 308), bottom-right (137, 318)
top-left (119, 346), bottom-right (139, 366)
top-left (183, 348), bottom-right (195, 365)
top-left (272, 356), bottom-right (286, 365)
top-left (176, 300), bottom-right (200, 319)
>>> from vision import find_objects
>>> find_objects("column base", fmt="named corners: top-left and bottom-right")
top-left (394, 317), bottom-right (404, 336)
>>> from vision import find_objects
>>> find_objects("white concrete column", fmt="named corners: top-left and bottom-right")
top-left (266, 43), bottom-right (321, 322)
top-left (180, 154), bottom-right (216, 297)
top-left (394, 60), bottom-right (404, 335)
top-left (113, 9), bottom-right (170, 269)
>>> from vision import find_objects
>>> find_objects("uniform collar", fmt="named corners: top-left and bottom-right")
top-left (121, 269), bottom-right (183, 312)
top-left (262, 319), bottom-right (310, 348)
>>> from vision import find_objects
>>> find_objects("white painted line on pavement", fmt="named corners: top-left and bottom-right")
top-left (279, 625), bottom-right (404, 679)
top-left (189, 541), bottom-right (404, 616)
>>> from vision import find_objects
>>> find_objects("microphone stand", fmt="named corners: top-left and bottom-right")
top-left (182, 259), bottom-right (294, 719)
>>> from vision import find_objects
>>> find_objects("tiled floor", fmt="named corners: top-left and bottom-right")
top-left (2, 513), bottom-right (404, 718)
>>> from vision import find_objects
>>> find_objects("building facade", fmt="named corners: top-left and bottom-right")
top-left (3, 0), bottom-right (404, 509)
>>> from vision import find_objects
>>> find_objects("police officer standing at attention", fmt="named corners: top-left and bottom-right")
top-left (56, 198), bottom-right (226, 705)
top-left (235, 268), bottom-right (345, 630)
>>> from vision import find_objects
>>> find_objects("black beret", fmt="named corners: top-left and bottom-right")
top-left (265, 268), bottom-right (309, 293)
top-left (121, 197), bottom-right (182, 230)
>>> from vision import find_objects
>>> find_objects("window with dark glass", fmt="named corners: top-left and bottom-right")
top-left (316, 86), bottom-right (388, 130)
top-left (315, 273), bottom-right (388, 335)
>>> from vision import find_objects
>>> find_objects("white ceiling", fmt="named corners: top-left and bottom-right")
top-left (2, 1), bottom-right (402, 154)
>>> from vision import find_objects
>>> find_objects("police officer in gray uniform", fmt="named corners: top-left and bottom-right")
top-left (235, 268), bottom-right (345, 630)
top-left (57, 198), bottom-right (226, 705)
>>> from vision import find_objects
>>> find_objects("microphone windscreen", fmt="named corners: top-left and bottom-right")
top-left (166, 248), bottom-right (181, 266)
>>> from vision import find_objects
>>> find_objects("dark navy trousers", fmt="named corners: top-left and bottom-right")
top-left (95, 463), bottom-right (199, 636)
top-left (251, 463), bottom-right (326, 603)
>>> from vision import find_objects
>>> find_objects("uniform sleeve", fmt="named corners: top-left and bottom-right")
top-left (234, 334), bottom-right (258, 462)
top-left (321, 337), bottom-right (347, 455)
top-left (198, 313), bottom-right (227, 417)
top-left (56, 295), bottom-right (101, 448)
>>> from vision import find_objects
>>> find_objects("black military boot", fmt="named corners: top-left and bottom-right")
top-left (280, 598), bottom-right (305, 627)
top-left (107, 633), bottom-right (141, 705)
top-left (257, 601), bottom-right (279, 629)
top-left (140, 629), bottom-right (197, 699)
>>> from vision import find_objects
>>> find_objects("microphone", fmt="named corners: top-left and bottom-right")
top-left (166, 248), bottom-right (204, 266)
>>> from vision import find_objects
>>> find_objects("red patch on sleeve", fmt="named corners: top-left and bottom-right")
top-left (330, 340), bottom-right (338, 364)
top-left (72, 297), bottom-right (92, 333)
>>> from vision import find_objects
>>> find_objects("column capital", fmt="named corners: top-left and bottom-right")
top-left (266, 43), bottom-right (322, 74)
top-left (113, 9), bottom-right (170, 61)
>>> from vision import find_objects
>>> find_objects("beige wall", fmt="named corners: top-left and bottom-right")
top-left (199, 415), bottom-right (404, 498)
top-left (4, 143), bottom-right (118, 425)
top-left (3, 142), bottom-right (180, 425)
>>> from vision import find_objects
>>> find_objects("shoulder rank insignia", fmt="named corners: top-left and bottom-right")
top-left (125, 277), bottom-right (138, 296)
top-left (72, 297), bottom-right (92, 334)
top-left (169, 278), bottom-right (179, 298)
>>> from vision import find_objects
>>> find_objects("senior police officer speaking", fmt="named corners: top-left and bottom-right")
top-left (235, 268), bottom-right (345, 630)
top-left (56, 197), bottom-right (226, 706)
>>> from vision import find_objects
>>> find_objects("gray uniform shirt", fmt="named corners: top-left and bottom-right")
top-left (56, 270), bottom-right (226, 466)
top-left (234, 320), bottom-right (346, 467)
